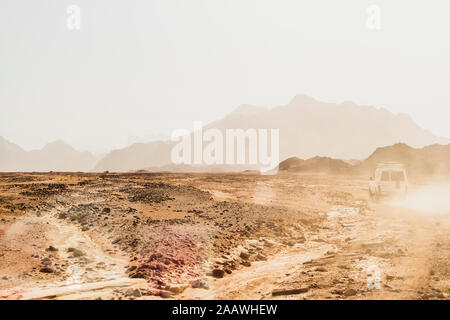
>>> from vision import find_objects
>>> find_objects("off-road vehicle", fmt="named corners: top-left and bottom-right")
top-left (369, 162), bottom-right (408, 200)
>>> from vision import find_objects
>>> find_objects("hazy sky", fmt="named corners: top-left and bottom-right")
top-left (1, 0), bottom-right (449, 153)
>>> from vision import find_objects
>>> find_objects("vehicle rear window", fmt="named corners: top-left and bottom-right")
top-left (391, 171), bottom-right (405, 181)
top-left (381, 171), bottom-right (390, 181)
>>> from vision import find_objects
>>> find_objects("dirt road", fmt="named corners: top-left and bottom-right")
top-left (0, 173), bottom-right (448, 299)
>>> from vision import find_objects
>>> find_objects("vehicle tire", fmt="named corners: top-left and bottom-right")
top-left (369, 189), bottom-right (379, 202)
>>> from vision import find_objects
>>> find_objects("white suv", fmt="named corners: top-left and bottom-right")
top-left (369, 163), bottom-right (408, 200)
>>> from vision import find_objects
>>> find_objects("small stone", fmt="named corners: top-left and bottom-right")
top-left (315, 267), bottom-right (327, 272)
top-left (343, 288), bottom-right (358, 297)
top-left (159, 290), bottom-right (172, 298)
top-left (125, 288), bottom-right (142, 298)
top-left (212, 269), bottom-right (225, 278)
top-left (272, 287), bottom-right (309, 296)
top-left (241, 260), bottom-right (251, 267)
top-left (58, 212), bottom-right (67, 219)
top-left (39, 267), bottom-right (54, 273)
top-left (127, 265), bottom-right (137, 272)
top-left (239, 251), bottom-right (250, 260)
top-left (191, 279), bottom-right (209, 289)
top-left (41, 257), bottom-right (52, 266)
top-left (130, 272), bottom-right (145, 279)
top-left (46, 246), bottom-right (58, 252)
top-left (256, 253), bottom-right (267, 261)
top-left (332, 289), bottom-right (344, 295)
top-left (67, 248), bottom-right (84, 257)
top-left (165, 284), bottom-right (189, 295)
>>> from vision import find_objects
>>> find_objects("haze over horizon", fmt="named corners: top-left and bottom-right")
top-left (1, 1), bottom-right (450, 153)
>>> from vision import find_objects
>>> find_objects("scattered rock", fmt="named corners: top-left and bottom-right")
top-left (46, 246), bottom-right (58, 252)
top-left (125, 288), bottom-right (142, 298)
top-left (159, 290), bottom-right (172, 298)
top-left (256, 253), bottom-right (267, 261)
top-left (337, 264), bottom-right (350, 270)
top-left (130, 272), bottom-right (146, 279)
top-left (286, 240), bottom-right (295, 246)
top-left (127, 265), bottom-right (137, 273)
top-left (239, 251), bottom-right (250, 260)
top-left (102, 207), bottom-right (111, 214)
top-left (67, 248), bottom-right (84, 257)
top-left (315, 267), bottom-right (327, 272)
top-left (212, 269), bottom-right (225, 278)
top-left (272, 287), bottom-right (309, 296)
top-left (343, 288), bottom-right (358, 297)
top-left (165, 284), bottom-right (189, 295)
top-left (241, 260), bottom-right (251, 267)
top-left (58, 212), bottom-right (67, 219)
top-left (39, 267), bottom-right (54, 273)
top-left (191, 279), bottom-right (209, 289)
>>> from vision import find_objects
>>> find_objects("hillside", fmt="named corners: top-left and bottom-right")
top-left (0, 137), bottom-right (96, 172)
top-left (352, 143), bottom-right (450, 177)
top-left (278, 156), bottom-right (351, 174)
top-left (94, 141), bottom-right (173, 172)
top-left (278, 143), bottom-right (450, 178)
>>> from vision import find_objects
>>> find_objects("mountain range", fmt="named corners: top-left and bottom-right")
top-left (94, 94), bottom-right (448, 172)
top-left (1, 94), bottom-right (448, 172)
top-left (0, 138), bottom-right (96, 172)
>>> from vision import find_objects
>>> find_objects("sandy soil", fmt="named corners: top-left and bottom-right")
top-left (0, 172), bottom-right (448, 300)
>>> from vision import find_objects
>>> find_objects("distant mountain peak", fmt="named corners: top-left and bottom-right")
top-left (41, 140), bottom-right (76, 152)
top-left (396, 113), bottom-right (413, 121)
top-left (289, 94), bottom-right (317, 105)
top-left (231, 104), bottom-right (268, 116)
top-left (0, 138), bottom-right (95, 172)
top-left (340, 101), bottom-right (358, 109)
top-left (44, 140), bottom-right (67, 147)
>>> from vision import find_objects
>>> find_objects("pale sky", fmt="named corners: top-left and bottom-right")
top-left (1, 0), bottom-right (449, 153)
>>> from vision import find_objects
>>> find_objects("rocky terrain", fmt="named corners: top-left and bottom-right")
top-left (0, 172), bottom-right (449, 300)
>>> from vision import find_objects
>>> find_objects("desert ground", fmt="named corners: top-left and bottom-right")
top-left (0, 172), bottom-right (448, 300)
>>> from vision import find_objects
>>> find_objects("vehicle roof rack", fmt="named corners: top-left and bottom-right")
top-left (376, 162), bottom-right (405, 168)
